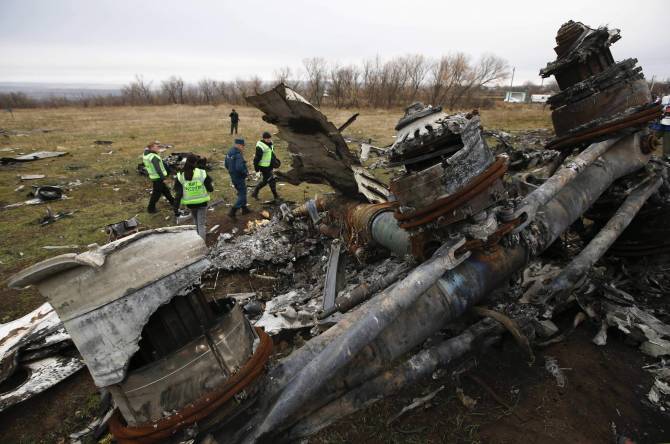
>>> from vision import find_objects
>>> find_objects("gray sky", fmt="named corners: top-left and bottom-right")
top-left (1, 0), bottom-right (668, 86)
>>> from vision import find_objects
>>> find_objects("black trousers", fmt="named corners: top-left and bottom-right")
top-left (230, 122), bottom-right (238, 134)
top-left (148, 179), bottom-right (174, 210)
top-left (253, 167), bottom-right (278, 198)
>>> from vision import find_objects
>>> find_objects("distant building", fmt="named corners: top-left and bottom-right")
top-left (531, 94), bottom-right (552, 103)
top-left (504, 91), bottom-right (527, 103)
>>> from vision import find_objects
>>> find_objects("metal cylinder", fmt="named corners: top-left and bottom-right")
top-left (369, 210), bottom-right (411, 256)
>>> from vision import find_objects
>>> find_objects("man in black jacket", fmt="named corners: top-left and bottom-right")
top-left (251, 131), bottom-right (280, 201)
top-left (229, 109), bottom-right (239, 135)
top-left (225, 138), bottom-right (251, 217)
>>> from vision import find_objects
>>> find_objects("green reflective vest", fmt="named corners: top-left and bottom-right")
top-left (143, 152), bottom-right (167, 180)
top-left (177, 168), bottom-right (210, 205)
top-left (257, 141), bottom-right (274, 168)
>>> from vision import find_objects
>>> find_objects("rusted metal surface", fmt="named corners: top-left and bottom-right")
top-left (390, 111), bottom-right (494, 208)
top-left (396, 156), bottom-right (507, 229)
top-left (115, 302), bottom-right (257, 425)
top-left (546, 103), bottom-right (662, 151)
top-left (245, 84), bottom-right (361, 196)
top-left (542, 21), bottom-right (657, 149)
top-left (108, 327), bottom-right (272, 443)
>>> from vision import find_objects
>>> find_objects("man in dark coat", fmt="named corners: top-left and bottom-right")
top-left (224, 138), bottom-right (250, 217)
top-left (229, 109), bottom-right (239, 135)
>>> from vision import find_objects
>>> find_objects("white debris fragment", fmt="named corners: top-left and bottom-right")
top-left (255, 290), bottom-right (321, 335)
top-left (544, 355), bottom-right (566, 388)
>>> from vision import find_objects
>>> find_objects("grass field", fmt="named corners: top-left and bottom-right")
top-left (0, 102), bottom-right (551, 442)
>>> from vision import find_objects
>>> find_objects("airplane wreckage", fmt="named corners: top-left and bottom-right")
top-left (3, 20), bottom-right (670, 443)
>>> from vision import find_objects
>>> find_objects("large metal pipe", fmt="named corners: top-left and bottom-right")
top-left (513, 137), bottom-right (621, 232)
top-left (283, 319), bottom-right (505, 441)
top-left (542, 174), bottom-right (663, 305)
top-left (369, 210), bottom-right (411, 256)
top-left (225, 133), bottom-right (648, 442)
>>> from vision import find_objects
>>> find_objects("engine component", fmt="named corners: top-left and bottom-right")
top-left (542, 21), bottom-right (661, 150)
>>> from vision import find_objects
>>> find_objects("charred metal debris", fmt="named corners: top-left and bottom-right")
top-left (3, 19), bottom-right (670, 444)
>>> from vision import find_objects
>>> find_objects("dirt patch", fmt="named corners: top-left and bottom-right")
top-left (0, 371), bottom-right (98, 444)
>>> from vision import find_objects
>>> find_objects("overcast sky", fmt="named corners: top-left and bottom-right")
top-left (1, 0), bottom-right (668, 86)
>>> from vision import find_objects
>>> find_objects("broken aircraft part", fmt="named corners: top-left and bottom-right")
top-left (105, 216), bottom-right (140, 241)
top-left (9, 227), bottom-right (271, 439)
top-left (0, 355), bottom-right (84, 413)
top-left (542, 21), bottom-right (661, 150)
top-left (245, 84), bottom-right (361, 196)
top-left (1, 151), bottom-right (67, 164)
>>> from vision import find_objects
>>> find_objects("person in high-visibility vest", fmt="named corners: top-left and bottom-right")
top-left (225, 138), bottom-right (251, 218)
top-left (173, 155), bottom-right (213, 240)
top-left (251, 131), bottom-right (280, 201)
top-left (142, 141), bottom-right (176, 214)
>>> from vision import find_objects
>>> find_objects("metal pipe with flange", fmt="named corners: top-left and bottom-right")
top-left (512, 137), bottom-right (621, 232)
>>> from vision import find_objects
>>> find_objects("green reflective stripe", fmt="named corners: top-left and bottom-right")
top-left (257, 141), bottom-right (273, 167)
top-left (142, 152), bottom-right (167, 180)
top-left (178, 168), bottom-right (210, 205)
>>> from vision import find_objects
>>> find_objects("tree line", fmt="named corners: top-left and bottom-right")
top-left (5, 53), bottom-right (665, 111)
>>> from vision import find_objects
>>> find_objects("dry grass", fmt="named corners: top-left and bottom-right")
top-left (0, 102), bottom-right (550, 317)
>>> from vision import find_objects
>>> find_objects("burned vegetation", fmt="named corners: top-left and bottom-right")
top-left (2, 20), bottom-right (670, 443)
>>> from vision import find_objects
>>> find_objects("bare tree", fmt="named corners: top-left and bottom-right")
top-left (274, 66), bottom-right (293, 86)
top-left (161, 76), bottom-right (184, 104)
top-left (447, 53), bottom-right (509, 108)
top-left (403, 54), bottom-right (429, 103)
top-left (303, 57), bottom-right (328, 106)
top-left (198, 78), bottom-right (217, 104)
top-left (121, 75), bottom-right (154, 105)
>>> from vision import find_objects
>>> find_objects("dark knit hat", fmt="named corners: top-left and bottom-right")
top-left (234, 138), bottom-right (245, 145)
top-left (262, 131), bottom-right (272, 139)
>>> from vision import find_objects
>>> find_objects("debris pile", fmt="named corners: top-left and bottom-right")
top-left (3, 19), bottom-right (670, 444)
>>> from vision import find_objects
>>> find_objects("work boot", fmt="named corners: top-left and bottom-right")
top-left (147, 207), bottom-right (158, 214)
top-left (251, 187), bottom-right (260, 200)
top-left (228, 207), bottom-right (238, 218)
top-left (241, 206), bottom-right (251, 215)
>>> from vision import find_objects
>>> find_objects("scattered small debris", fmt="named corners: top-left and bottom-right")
top-left (20, 174), bottom-right (46, 180)
top-left (1, 151), bottom-right (67, 164)
top-left (456, 387), bottom-right (478, 410)
top-left (105, 217), bottom-right (140, 241)
top-left (387, 385), bottom-right (444, 425)
top-left (94, 140), bottom-right (114, 145)
top-left (38, 206), bottom-right (75, 225)
top-left (544, 356), bottom-right (567, 388)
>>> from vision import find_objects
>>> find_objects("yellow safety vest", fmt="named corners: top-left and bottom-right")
top-left (257, 141), bottom-right (273, 168)
top-left (143, 152), bottom-right (167, 180)
top-left (177, 168), bottom-right (210, 205)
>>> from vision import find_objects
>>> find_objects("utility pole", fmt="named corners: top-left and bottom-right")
top-left (509, 67), bottom-right (515, 90)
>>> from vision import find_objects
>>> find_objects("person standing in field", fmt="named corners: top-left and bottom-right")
top-left (225, 138), bottom-right (251, 218)
top-left (173, 155), bottom-right (213, 240)
top-left (142, 141), bottom-right (176, 214)
top-left (229, 108), bottom-right (239, 135)
top-left (251, 131), bottom-right (280, 202)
